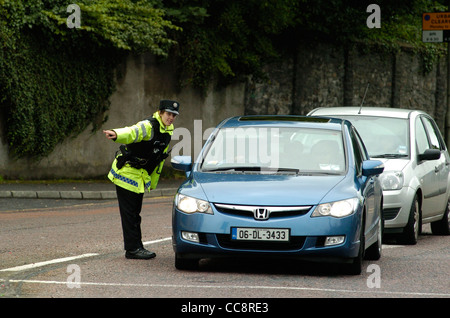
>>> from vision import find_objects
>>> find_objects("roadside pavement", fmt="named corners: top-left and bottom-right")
top-left (0, 178), bottom-right (183, 200)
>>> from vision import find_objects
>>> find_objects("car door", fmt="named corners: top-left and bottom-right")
top-left (415, 116), bottom-right (444, 217)
top-left (421, 116), bottom-right (449, 217)
top-left (351, 128), bottom-right (376, 233)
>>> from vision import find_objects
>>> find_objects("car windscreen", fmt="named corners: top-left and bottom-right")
top-left (200, 126), bottom-right (346, 174)
top-left (330, 115), bottom-right (409, 158)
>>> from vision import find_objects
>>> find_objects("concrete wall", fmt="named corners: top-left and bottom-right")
top-left (0, 42), bottom-right (447, 179)
top-left (0, 54), bottom-right (245, 179)
top-left (247, 43), bottom-right (447, 131)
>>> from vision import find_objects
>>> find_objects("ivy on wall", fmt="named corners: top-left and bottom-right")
top-left (2, 28), bottom-right (119, 159)
top-left (0, 0), bottom-right (179, 159)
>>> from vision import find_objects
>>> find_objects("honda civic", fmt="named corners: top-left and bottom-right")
top-left (171, 115), bottom-right (384, 274)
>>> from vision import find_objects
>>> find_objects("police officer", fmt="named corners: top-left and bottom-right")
top-left (103, 100), bottom-right (179, 259)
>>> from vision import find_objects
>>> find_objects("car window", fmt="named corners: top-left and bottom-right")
top-left (353, 128), bottom-right (369, 161)
top-left (415, 117), bottom-right (430, 154)
top-left (327, 115), bottom-right (409, 158)
top-left (350, 128), bottom-right (363, 176)
top-left (422, 117), bottom-right (444, 150)
top-left (201, 126), bottom-right (346, 174)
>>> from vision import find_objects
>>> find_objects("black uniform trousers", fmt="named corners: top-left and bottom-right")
top-left (115, 185), bottom-right (145, 251)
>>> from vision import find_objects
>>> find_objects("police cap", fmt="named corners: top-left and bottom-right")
top-left (159, 100), bottom-right (180, 115)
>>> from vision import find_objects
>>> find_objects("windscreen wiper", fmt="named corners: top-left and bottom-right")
top-left (202, 166), bottom-right (300, 174)
top-left (275, 168), bottom-right (300, 174)
top-left (202, 166), bottom-right (262, 172)
top-left (372, 153), bottom-right (408, 158)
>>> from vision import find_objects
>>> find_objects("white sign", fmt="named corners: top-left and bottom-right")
top-left (422, 30), bottom-right (443, 43)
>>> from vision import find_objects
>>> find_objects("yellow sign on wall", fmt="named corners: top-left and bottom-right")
top-left (423, 12), bottom-right (450, 30)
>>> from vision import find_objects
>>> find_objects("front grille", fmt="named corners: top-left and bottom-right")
top-left (214, 203), bottom-right (312, 220)
top-left (216, 234), bottom-right (306, 251)
top-left (383, 208), bottom-right (400, 220)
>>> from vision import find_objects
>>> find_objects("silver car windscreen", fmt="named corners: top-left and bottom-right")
top-left (333, 116), bottom-right (409, 159)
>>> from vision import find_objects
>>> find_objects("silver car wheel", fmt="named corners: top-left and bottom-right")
top-left (400, 194), bottom-right (420, 245)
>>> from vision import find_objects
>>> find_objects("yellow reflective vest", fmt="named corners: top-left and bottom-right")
top-left (107, 111), bottom-right (174, 193)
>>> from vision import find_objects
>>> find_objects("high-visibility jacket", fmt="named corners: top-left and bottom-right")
top-left (107, 111), bottom-right (174, 193)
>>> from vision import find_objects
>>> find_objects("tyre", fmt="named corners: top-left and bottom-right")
top-left (345, 222), bottom-right (364, 275)
top-left (399, 194), bottom-right (420, 245)
top-left (431, 201), bottom-right (450, 235)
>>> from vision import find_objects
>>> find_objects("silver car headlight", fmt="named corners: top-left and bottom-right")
top-left (379, 171), bottom-right (404, 191)
top-left (175, 194), bottom-right (213, 214)
top-left (312, 198), bottom-right (358, 218)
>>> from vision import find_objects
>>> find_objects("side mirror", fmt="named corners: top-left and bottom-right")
top-left (418, 149), bottom-right (441, 161)
top-left (171, 156), bottom-right (192, 177)
top-left (362, 160), bottom-right (384, 177)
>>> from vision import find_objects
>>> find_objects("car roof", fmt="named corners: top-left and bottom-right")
top-left (309, 106), bottom-right (427, 119)
top-left (218, 115), bottom-right (347, 130)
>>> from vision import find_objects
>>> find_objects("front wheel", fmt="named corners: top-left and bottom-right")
top-left (345, 226), bottom-right (364, 275)
top-left (399, 194), bottom-right (420, 245)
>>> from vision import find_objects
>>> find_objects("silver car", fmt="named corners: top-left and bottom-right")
top-left (308, 107), bottom-right (450, 244)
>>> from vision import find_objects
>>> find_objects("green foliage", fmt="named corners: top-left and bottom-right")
top-left (43, 0), bottom-right (180, 54)
top-left (165, 0), bottom-right (298, 90)
top-left (2, 28), bottom-right (118, 159)
top-left (290, 0), bottom-right (448, 73)
top-left (0, 0), bottom-right (179, 159)
top-left (1, 0), bottom-right (448, 159)
top-left (162, 0), bottom-right (449, 91)
top-left (291, 0), bottom-right (446, 47)
top-left (359, 0), bottom-right (448, 73)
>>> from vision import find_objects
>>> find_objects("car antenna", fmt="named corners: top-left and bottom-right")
top-left (358, 82), bottom-right (369, 114)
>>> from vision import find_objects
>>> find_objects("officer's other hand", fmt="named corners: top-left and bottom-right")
top-left (103, 130), bottom-right (117, 140)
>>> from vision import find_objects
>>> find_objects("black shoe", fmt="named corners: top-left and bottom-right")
top-left (125, 248), bottom-right (156, 259)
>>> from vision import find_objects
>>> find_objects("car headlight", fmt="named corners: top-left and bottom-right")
top-left (379, 171), bottom-right (404, 190)
top-left (312, 198), bottom-right (358, 218)
top-left (175, 194), bottom-right (213, 214)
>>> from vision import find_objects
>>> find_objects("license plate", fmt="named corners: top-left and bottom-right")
top-left (231, 228), bottom-right (289, 242)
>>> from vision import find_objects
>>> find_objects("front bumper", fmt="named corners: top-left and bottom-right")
top-left (172, 205), bottom-right (362, 262)
top-left (382, 186), bottom-right (415, 231)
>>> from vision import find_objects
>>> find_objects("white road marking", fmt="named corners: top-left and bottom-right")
top-left (1, 239), bottom-right (446, 297)
top-left (0, 239), bottom-right (400, 272)
top-left (0, 237), bottom-right (171, 272)
top-left (382, 244), bottom-right (405, 249)
top-left (0, 253), bottom-right (99, 272)
top-left (143, 237), bottom-right (171, 245)
top-left (1, 279), bottom-right (449, 297)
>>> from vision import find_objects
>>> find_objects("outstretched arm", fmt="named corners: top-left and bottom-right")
top-left (103, 130), bottom-right (117, 140)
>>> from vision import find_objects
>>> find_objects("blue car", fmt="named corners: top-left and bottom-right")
top-left (171, 115), bottom-right (384, 274)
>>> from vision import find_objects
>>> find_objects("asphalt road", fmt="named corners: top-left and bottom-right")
top-left (0, 196), bottom-right (449, 305)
